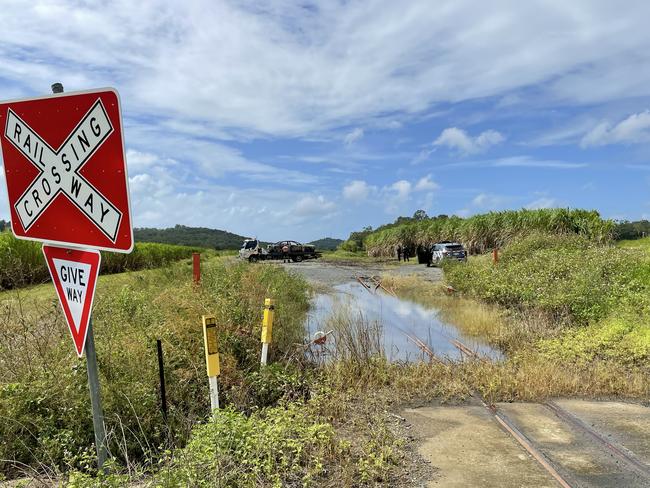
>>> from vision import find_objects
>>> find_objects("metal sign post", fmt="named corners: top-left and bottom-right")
top-left (85, 319), bottom-right (108, 469)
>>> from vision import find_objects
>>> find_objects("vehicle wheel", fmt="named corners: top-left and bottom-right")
top-left (294, 255), bottom-right (303, 262)
top-left (249, 255), bottom-right (258, 263)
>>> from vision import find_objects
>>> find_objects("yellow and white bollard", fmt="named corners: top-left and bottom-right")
top-left (260, 298), bottom-right (275, 366)
top-left (202, 316), bottom-right (221, 410)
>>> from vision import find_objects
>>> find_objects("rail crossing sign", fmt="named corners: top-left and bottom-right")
top-left (0, 88), bottom-right (133, 252)
top-left (43, 244), bottom-right (101, 357)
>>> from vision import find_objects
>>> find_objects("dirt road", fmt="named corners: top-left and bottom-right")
top-left (279, 259), bottom-right (442, 287)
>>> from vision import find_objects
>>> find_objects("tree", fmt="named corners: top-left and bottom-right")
top-left (413, 209), bottom-right (429, 221)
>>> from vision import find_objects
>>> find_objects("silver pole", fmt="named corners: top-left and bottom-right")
top-left (85, 319), bottom-right (109, 469)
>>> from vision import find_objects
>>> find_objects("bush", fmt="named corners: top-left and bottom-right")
top-left (444, 233), bottom-right (648, 324)
top-left (155, 404), bottom-right (340, 487)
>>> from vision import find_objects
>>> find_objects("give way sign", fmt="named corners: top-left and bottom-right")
top-left (43, 245), bottom-right (101, 357)
top-left (0, 88), bottom-right (133, 252)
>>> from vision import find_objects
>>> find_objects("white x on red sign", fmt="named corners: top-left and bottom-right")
top-left (4, 99), bottom-right (122, 241)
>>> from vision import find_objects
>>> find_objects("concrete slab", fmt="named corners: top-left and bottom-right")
top-left (403, 405), bottom-right (557, 487)
top-left (498, 402), bottom-right (648, 488)
top-left (553, 399), bottom-right (650, 467)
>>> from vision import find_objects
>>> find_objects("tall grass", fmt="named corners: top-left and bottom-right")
top-left (0, 259), bottom-right (310, 478)
top-left (363, 208), bottom-right (614, 256)
top-left (0, 231), bottom-right (202, 290)
top-left (442, 233), bottom-right (650, 368)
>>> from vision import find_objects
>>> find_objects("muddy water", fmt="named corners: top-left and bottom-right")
top-left (306, 281), bottom-right (502, 362)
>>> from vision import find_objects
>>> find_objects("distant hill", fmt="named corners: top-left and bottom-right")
top-left (134, 225), bottom-right (250, 249)
top-left (308, 237), bottom-right (344, 251)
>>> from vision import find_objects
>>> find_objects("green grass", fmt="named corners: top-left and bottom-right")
top-left (0, 256), bottom-right (311, 478)
top-left (0, 257), bottom-right (411, 487)
top-left (617, 236), bottom-right (650, 251)
top-left (439, 233), bottom-right (650, 372)
top-left (444, 233), bottom-right (649, 324)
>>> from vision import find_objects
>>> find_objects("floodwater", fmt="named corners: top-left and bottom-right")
top-left (305, 281), bottom-right (502, 362)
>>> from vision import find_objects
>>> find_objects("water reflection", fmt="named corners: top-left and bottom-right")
top-left (305, 282), bottom-right (502, 362)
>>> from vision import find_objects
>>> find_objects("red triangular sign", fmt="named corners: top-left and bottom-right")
top-left (43, 244), bottom-right (101, 357)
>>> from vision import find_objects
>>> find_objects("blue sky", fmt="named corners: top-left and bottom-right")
top-left (1, 1), bottom-right (650, 242)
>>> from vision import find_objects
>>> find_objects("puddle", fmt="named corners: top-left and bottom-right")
top-left (305, 281), bottom-right (503, 362)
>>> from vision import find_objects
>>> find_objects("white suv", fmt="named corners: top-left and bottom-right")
top-left (430, 241), bottom-right (467, 266)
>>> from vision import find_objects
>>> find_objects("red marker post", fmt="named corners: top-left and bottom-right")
top-left (193, 252), bottom-right (201, 284)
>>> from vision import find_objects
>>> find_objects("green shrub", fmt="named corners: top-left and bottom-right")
top-left (444, 234), bottom-right (649, 324)
top-left (241, 364), bottom-right (311, 410)
top-left (155, 404), bottom-right (340, 487)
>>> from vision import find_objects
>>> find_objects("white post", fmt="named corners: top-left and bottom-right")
top-left (261, 342), bottom-right (269, 366)
top-left (209, 375), bottom-right (219, 410)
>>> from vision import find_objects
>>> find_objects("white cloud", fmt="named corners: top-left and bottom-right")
top-left (434, 127), bottom-right (504, 155)
top-left (580, 111), bottom-right (650, 147)
top-left (1, 2), bottom-right (650, 138)
top-left (471, 193), bottom-right (507, 210)
top-left (390, 180), bottom-right (412, 200)
top-left (293, 195), bottom-right (337, 218)
top-left (440, 155), bottom-right (587, 169)
top-left (525, 197), bottom-right (557, 209)
top-left (121, 149), bottom-right (339, 240)
top-left (414, 174), bottom-right (440, 192)
top-left (343, 180), bottom-right (374, 201)
top-left (490, 156), bottom-right (586, 169)
top-left (344, 128), bottom-right (364, 145)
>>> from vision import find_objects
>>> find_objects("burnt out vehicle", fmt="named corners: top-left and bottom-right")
top-left (239, 239), bottom-right (321, 262)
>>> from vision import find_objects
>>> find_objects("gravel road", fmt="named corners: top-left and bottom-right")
top-left (277, 259), bottom-right (443, 287)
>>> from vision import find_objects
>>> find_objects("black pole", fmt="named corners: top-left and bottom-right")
top-left (156, 339), bottom-right (168, 422)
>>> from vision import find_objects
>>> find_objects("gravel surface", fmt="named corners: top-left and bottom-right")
top-left (277, 260), bottom-right (443, 287)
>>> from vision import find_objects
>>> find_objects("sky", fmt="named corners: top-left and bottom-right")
top-left (1, 0), bottom-right (650, 242)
